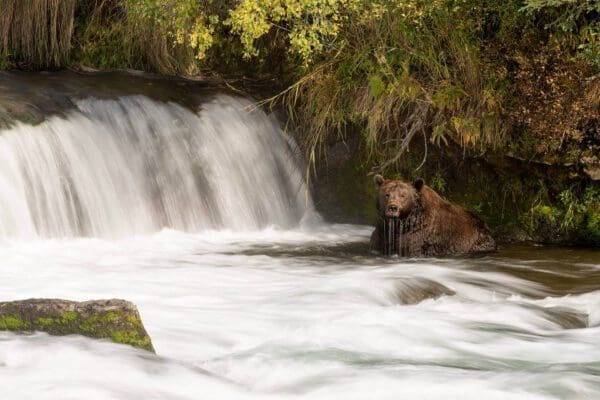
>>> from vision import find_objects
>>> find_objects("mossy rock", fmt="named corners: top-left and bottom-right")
top-left (0, 299), bottom-right (154, 352)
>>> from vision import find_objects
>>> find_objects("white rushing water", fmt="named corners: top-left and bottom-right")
top-left (1, 228), bottom-right (600, 399)
top-left (0, 92), bottom-right (599, 399)
top-left (0, 95), bottom-right (314, 238)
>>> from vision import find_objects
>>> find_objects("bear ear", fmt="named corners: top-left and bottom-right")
top-left (373, 174), bottom-right (385, 188)
top-left (413, 178), bottom-right (424, 191)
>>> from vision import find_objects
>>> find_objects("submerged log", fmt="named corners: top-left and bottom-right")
top-left (0, 299), bottom-right (154, 352)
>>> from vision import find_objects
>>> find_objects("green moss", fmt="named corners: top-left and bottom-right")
top-left (79, 316), bottom-right (99, 334)
top-left (59, 311), bottom-right (78, 325)
top-left (0, 306), bottom-right (153, 352)
top-left (126, 314), bottom-right (143, 328)
top-left (77, 311), bottom-right (154, 352)
top-left (0, 315), bottom-right (29, 330)
top-left (79, 311), bottom-right (121, 334)
top-left (111, 330), bottom-right (154, 352)
top-left (62, 311), bottom-right (77, 320)
top-left (102, 311), bottom-right (118, 322)
top-left (79, 316), bottom-right (98, 334)
top-left (35, 317), bottom-right (55, 328)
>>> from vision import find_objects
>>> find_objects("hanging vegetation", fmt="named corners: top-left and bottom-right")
top-left (0, 0), bottom-right (76, 67)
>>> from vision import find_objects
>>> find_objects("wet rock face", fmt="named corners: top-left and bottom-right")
top-left (0, 70), bottom-right (220, 129)
top-left (370, 175), bottom-right (497, 256)
top-left (0, 299), bottom-right (154, 352)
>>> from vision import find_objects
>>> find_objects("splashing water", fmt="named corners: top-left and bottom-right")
top-left (383, 212), bottom-right (425, 256)
top-left (0, 94), bottom-right (315, 239)
top-left (0, 79), bottom-right (599, 400)
top-left (1, 229), bottom-right (600, 400)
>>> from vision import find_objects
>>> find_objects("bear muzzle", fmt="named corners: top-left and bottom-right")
top-left (385, 204), bottom-right (400, 218)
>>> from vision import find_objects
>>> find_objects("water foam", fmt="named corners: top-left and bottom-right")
top-left (0, 95), bottom-right (315, 238)
top-left (1, 229), bottom-right (599, 399)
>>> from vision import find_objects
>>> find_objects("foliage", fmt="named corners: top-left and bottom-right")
top-left (227, 0), bottom-right (343, 61)
top-left (124, 0), bottom-right (218, 65)
top-left (1, 0), bottom-right (599, 245)
top-left (2, 0), bottom-right (597, 78)
top-left (273, 1), bottom-right (506, 171)
top-left (73, 0), bottom-right (222, 74)
top-left (522, 0), bottom-right (600, 70)
top-left (526, 185), bottom-right (600, 245)
top-left (0, 0), bottom-right (76, 67)
top-left (429, 172), bottom-right (447, 194)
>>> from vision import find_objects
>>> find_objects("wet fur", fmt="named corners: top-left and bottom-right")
top-left (370, 176), bottom-right (496, 256)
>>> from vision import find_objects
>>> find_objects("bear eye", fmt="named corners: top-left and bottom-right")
top-left (385, 194), bottom-right (390, 198)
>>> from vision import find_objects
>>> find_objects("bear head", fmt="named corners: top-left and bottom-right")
top-left (373, 174), bottom-right (424, 219)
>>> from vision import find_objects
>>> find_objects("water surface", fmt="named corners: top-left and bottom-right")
top-left (1, 227), bottom-right (599, 400)
top-left (1, 72), bottom-right (599, 399)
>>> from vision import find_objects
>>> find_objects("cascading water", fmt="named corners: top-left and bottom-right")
top-left (1, 74), bottom-right (600, 400)
top-left (0, 94), bottom-right (315, 238)
top-left (382, 212), bottom-right (425, 256)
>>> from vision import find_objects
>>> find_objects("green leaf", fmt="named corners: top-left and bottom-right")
top-left (368, 75), bottom-right (386, 98)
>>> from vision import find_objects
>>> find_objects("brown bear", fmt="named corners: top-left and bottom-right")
top-left (370, 174), bottom-right (496, 256)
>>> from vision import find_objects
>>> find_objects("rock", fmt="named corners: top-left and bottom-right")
top-left (582, 155), bottom-right (600, 181)
top-left (541, 306), bottom-right (588, 330)
top-left (391, 278), bottom-right (456, 305)
top-left (0, 299), bottom-right (154, 352)
top-left (493, 225), bottom-right (532, 243)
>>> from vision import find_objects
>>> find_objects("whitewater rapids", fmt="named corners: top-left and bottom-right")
top-left (0, 87), bottom-right (599, 399)
top-left (1, 228), bottom-right (600, 399)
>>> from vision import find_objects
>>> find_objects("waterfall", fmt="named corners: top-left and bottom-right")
top-left (0, 94), bottom-right (315, 238)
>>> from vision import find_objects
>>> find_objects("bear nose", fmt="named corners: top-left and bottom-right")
top-left (387, 205), bottom-right (398, 213)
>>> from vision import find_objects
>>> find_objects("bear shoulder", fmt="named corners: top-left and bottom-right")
top-left (419, 185), bottom-right (452, 212)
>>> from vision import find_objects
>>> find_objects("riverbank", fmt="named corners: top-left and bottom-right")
top-left (1, 68), bottom-right (598, 246)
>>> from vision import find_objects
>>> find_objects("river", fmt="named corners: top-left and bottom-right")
top-left (0, 72), bottom-right (599, 399)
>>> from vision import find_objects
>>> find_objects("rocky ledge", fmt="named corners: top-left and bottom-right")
top-left (0, 299), bottom-right (154, 352)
